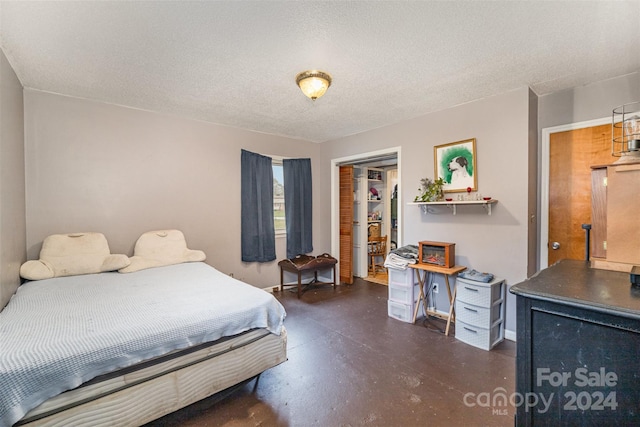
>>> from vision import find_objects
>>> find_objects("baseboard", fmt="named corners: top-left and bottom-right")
top-left (504, 329), bottom-right (516, 342)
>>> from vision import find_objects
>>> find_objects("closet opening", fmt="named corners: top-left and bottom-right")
top-left (330, 148), bottom-right (400, 285)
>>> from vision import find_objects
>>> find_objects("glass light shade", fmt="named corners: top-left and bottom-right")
top-left (623, 115), bottom-right (640, 151)
top-left (296, 71), bottom-right (331, 100)
top-left (612, 101), bottom-right (640, 160)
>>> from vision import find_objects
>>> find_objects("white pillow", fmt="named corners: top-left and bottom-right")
top-left (20, 232), bottom-right (130, 280)
top-left (119, 229), bottom-right (206, 273)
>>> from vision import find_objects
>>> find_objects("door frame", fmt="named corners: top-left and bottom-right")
top-left (331, 147), bottom-right (401, 280)
top-left (540, 116), bottom-right (610, 269)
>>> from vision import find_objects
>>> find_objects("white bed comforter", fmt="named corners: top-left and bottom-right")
top-left (0, 262), bottom-right (286, 427)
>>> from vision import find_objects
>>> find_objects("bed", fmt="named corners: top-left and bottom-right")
top-left (0, 231), bottom-right (287, 427)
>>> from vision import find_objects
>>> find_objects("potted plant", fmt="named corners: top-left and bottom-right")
top-left (414, 177), bottom-right (445, 202)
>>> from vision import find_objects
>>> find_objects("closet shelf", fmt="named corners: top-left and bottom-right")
top-left (409, 199), bottom-right (498, 215)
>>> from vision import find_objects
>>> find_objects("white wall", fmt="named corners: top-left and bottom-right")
top-left (0, 48), bottom-right (26, 309)
top-left (538, 72), bottom-right (640, 130)
top-left (322, 88), bottom-right (535, 336)
top-left (23, 90), bottom-right (329, 289)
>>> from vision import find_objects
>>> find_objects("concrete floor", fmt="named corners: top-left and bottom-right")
top-left (145, 278), bottom-right (516, 426)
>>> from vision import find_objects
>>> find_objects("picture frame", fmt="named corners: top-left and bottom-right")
top-left (434, 138), bottom-right (477, 193)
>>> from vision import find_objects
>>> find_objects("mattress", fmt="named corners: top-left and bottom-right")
top-left (18, 327), bottom-right (287, 426)
top-left (0, 262), bottom-right (286, 427)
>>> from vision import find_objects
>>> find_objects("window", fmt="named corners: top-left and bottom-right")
top-left (273, 161), bottom-right (286, 234)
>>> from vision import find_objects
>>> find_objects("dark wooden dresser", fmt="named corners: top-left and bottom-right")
top-left (510, 259), bottom-right (640, 425)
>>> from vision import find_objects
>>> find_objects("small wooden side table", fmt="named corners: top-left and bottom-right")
top-left (278, 253), bottom-right (337, 298)
top-left (408, 263), bottom-right (467, 335)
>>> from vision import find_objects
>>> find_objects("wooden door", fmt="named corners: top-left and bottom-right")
top-left (548, 124), bottom-right (616, 265)
top-left (339, 166), bottom-right (354, 284)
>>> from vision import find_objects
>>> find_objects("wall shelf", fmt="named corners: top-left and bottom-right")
top-left (409, 199), bottom-right (498, 215)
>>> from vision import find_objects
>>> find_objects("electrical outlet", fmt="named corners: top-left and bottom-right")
top-left (433, 283), bottom-right (439, 294)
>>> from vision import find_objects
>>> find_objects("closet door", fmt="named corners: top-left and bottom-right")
top-left (339, 166), bottom-right (354, 284)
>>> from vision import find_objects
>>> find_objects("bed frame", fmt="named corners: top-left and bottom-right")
top-left (16, 328), bottom-right (287, 426)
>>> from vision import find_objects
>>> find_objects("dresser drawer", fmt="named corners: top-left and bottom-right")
top-left (456, 277), bottom-right (504, 307)
top-left (455, 319), bottom-right (504, 351)
top-left (456, 300), bottom-right (503, 328)
top-left (388, 300), bottom-right (424, 323)
top-left (389, 283), bottom-right (420, 305)
top-left (388, 268), bottom-right (417, 287)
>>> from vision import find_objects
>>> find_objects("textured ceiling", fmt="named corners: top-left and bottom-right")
top-left (1, 1), bottom-right (639, 143)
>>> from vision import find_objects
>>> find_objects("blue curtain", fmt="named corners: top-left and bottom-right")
top-left (283, 158), bottom-right (313, 258)
top-left (241, 149), bottom-right (276, 262)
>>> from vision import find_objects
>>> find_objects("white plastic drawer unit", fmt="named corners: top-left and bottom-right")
top-left (455, 276), bottom-right (506, 350)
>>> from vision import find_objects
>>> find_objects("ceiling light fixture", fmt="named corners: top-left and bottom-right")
top-left (296, 70), bottom-right (332, 101)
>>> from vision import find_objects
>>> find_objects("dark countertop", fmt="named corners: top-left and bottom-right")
top-left (510, 259), bottom-right (640, 320)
